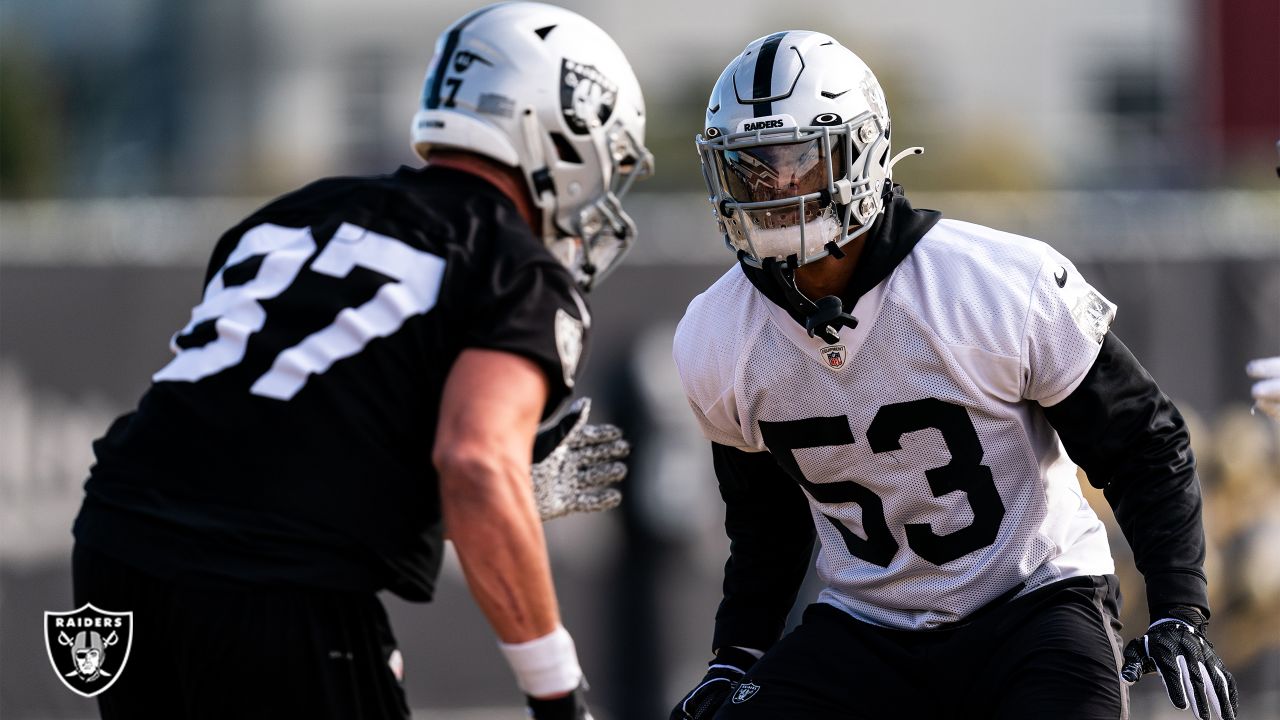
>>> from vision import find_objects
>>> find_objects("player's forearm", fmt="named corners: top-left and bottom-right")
top-left (714, 529), bottom-right (814, 652)
top-left (434, 348), bottom-right (563, 641)
top-left (439, 452), bottom-right (562, 643)
top-left (711, 443), bottom-right (816, 651)
top-left (1043, 332), bottom-right (1208, 615)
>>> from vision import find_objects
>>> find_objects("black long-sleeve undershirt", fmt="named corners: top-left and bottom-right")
top-left (1042, 331), bottom-right (1208, 618)
top-left (711, 442), bottom-right (816, 653)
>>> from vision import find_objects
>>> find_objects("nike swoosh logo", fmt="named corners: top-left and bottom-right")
top-left (820, 89), bottom-right (850, 99)
top-left (1054, 267), bottom-right (1068, 288)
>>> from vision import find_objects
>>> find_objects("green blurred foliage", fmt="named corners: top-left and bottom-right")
top-left (643, 80), bottom-right (722, 192)
top-left (1, 38), bottom-right (60, 197)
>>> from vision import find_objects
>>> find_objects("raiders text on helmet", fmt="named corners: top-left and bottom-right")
top-left (412, 2), bottom-right (654, 289)
top-left (697, 31), bottom-right (922, 267)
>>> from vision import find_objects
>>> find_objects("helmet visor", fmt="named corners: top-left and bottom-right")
top-left (703, 133), bottom-right (854, 263)
top-left (718, 136), bottom-right (845, 201)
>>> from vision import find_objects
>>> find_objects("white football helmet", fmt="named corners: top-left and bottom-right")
top-left (412, 2), bottom-right (653, 289)
top-left (697, 31), bottom-right (920, 267)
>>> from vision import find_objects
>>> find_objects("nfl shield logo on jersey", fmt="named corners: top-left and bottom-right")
top-left (44, 604), bottom-right (133, 697)
top-left (732, 681), bottom-right (761, 704)
top-left (820, 345), bottom-right (847, 369)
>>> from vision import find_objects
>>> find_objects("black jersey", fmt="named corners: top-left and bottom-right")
top-left (74, 166), bottom-right (589, 601)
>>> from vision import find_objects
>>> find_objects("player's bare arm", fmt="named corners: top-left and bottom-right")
top-left (436, 349), bottom-right (591, 713)
top-left (435, 348), bottom-right (561, 643)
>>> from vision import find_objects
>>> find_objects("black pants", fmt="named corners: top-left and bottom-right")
top-left (716, 575), bottom-right (1128, 720)
top-left (72, 544), bottom-right (410, 720)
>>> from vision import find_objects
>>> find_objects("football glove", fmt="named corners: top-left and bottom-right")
top-left (670, 647), bottom-right (759, 720)
top-left (531, 398), bottom-right (627, 521)
top-left (1247, 356), bottom-right (1280, 420)
top-left (527, 684), bottom-right (594, 720)
top-left (1121, 606), bottom-right (1239, 720)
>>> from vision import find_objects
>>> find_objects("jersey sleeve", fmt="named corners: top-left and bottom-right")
top-left (673, 302), bottom-right (753, 450)
top-left (460, 247), bottom-right (589, 416)
top-left (684, 397), bottom-right (752, 449)
top-left (1021, 248), bottom-right (1117, 405)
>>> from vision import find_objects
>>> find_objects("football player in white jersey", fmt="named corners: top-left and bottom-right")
top-left (669, 32), bottom-right (1238, 720)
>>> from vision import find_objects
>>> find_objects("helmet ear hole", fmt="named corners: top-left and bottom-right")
top-left (550, 133), bottom-right (583, 164)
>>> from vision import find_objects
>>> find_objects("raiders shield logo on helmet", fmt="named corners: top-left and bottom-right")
top-left (45, 604), bottom-right (133, 697)
top-left (560, 58), bottom-right (617, 135)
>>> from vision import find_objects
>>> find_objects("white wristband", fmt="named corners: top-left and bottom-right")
top-left (498, 625), bottom-right (583, 698)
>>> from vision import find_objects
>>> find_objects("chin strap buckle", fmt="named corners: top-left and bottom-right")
top-left (805, 295), bottom-right (858, 344)
top-left (763, 259), bottom-right (858, 345)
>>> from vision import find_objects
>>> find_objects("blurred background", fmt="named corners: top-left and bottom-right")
top-left (1, 0), bottom-right (1277, 718)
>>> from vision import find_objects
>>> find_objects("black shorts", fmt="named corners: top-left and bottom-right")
top-left (72, 543), bottom-right (410, 720)
top-left (716, 575), bottom-right (1128, 720)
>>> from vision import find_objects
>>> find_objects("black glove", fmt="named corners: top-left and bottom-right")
top-left (670, 647), bottom-right (759, 720)
top-left (1121, 606), bottom-right (1239, 720)
top-left (526, 684), bottom-right (593, 720)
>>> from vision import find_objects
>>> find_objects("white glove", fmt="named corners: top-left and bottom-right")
top-left (531, 398), bottom-right (627, 521)
top-left (1246, 356), bottom-right (1280, 419)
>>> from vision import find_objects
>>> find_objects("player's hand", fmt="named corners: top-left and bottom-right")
top-left (527, 684), bottom-right (594, 720)
top-left (1121, 607), bottom-right (1238, 720)
top-left (531, 397), bottom-right (627, 521)
top-left (1247, 356), bottom-right (1280, 419)
top-left (670, 647), bottom-right (758, 720)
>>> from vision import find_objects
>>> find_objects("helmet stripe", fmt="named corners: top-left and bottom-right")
top-left (424, 5), bottom-right (502, 110)
top-left (751, 32), bottom-right (788, 117)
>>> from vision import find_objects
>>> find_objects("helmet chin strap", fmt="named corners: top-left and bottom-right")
top-left (750, 151), bottom-right (922, 346)
top-left (778, 168), bottom-right (919, 343)
top-left (762, 257), bottom-right (857, 345)
top-left (740, 150), bottom-right (925, 345)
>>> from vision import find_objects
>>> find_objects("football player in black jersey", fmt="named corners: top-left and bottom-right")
top-left (71, 4), bottom-right (652, 719)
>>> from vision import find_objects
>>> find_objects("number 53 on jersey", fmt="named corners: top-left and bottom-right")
top-left (761, 399), bottom-right (1007, 569)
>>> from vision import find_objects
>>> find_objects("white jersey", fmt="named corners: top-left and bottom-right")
top-left (674, 219), bottom-right (1118, 630)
